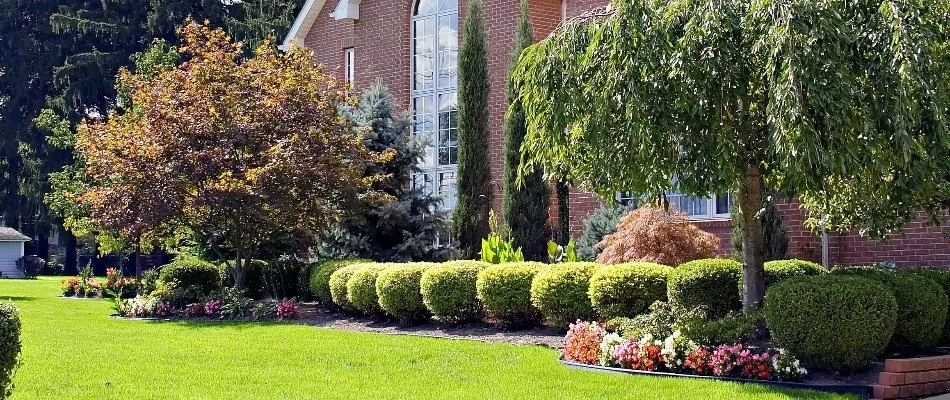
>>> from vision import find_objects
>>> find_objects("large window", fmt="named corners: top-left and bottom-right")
top-left (411, 0), bottom-right (459, 210)
top-left (616, 191), bottom-right (731, 220)
top-left (344, 48), bottom-right (355, 84)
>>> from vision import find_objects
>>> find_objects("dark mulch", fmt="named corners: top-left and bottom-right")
top-left (292, 304), bottom-right (565, 348)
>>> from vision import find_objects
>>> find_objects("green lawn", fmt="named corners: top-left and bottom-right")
top-left (1, 277), bottom-right (853, 400)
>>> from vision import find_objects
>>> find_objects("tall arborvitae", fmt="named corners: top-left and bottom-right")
top-left (453, 0), bottom-right (492, 259)
top-left (318, 82), bottom-right (455, 262)
top-left (503, 0), bottom-right (550, 262)
top-left (732, 191), bottom-right (789, 262)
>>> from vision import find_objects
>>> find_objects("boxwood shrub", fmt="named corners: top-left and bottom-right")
top-left (1, 302), bottom-right (21, 399)
top-left (159, 257), bottom-right (221, 294)
top-left (530, 262), bottom-right (601, 328)
top-left (421, 260), bottom-right (490, 322)
top-left (377, 263), bottom-right (435, 323)
top-left (310, 259), bottom-right (371, 304)
top-left (588, 262), bottom-right (673, 319)
top-left (476, 262), bottom-right (547, 327)
top-left (668, 259), bottom-right (742, 319)
top-left (764, 259), bottom-right (825, 287)
top-left (909, 268), bottom-right (950, 341)
top-left (832, 267), bottom-right (948, 351)
top-left (764, 274), bottom-right (897, 371)
top-left (329, 263), bottom-right (373, 310)
top-left (347, 264), bottom-right (392, 314)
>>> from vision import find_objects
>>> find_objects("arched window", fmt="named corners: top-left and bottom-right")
top-left (411, 0), bottom-right (459, 209)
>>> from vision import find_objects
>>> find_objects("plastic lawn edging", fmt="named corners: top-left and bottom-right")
top-left (558, 358), bottom-right (873, 398)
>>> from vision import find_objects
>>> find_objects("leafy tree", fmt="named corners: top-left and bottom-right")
top-left (503, 0), bottom-right (550, 262)
top-left (732, 192), bottom-right (789, 262)
top-left (72, 21), bottom-right (389, 289)
top-left (320, 82), bottom-right (455, 262)
top-left (513, 0), bottom-right (950, 311)
top-left (453, 0), bottom-right (492, 259)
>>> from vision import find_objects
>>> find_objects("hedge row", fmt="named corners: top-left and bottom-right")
top-left (312, 258), bottom-right (825, 328)
top-left (1, 302), bottom-right (21, 399)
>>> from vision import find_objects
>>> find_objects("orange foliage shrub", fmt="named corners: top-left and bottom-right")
top-left (595, 206), bottom-right (719, 266)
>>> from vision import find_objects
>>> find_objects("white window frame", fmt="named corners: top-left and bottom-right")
top-left (615, 191), bottom-right (731, 220)
top-left (344, 47), bottom-right (355, 84)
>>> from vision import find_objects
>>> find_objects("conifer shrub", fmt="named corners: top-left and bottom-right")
top-left (476, 262), bottom-right (547, 327)
top-left (530, 262), bottom-right (600, 328)
top-left (588, 262), bottom-right (673, 319)
top-left (347, 264), bottom-right (392, 314)
top-left (329, 263), bottom-right (373, 310)
top-left (310, 259), bottom-right (371, 304)
top-left (376, 263), bottom-right (435, 323)
top-left (421, 260), bottom-right (490, 322)
top-left (576, 206), bottom-right (632, 261)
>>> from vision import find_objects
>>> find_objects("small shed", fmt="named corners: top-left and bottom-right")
top-left (0, 227), bottom-right (30, 278)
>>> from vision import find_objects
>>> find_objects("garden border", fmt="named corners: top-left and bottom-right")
top-left (558, 359), bottom-right (873, 398)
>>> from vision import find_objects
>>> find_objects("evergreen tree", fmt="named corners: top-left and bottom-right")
top-left (732, 192), bottom-right (790, 262)
top-left (453, 0), bottom-right (492, 259)
top-left (556, 181), bottom-right (570, 245)
top-left (503, 0), bottom-right (550, 262)
top-left (226, 0), bottom-right (303, 50)
top-left (318, 82), bottom-right (455, 262)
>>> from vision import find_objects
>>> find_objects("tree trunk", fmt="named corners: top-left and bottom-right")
top-left (64, 230), bottom-right (78, 275)
top-left (134, 234), bottom-right (143, 278)
top-left (233, 250), bottom-right (247, 291)
top-left (739, 165), bottom-right (766, 312)
top-left (556, 180), bottom-right (570, 245)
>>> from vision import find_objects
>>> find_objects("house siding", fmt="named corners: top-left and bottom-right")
top-left (0, 241), bottom-right (24, 278)
top-left (298, 0), bottom-right (950, 267)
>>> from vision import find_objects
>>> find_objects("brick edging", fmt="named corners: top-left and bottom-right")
top-left (874, 355), bottom-right (950, 399)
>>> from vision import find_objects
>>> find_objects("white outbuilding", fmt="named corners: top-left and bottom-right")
top-left (0, 227), bottom-right (30, 278)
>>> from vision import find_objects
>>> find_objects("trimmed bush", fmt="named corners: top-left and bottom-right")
top-left (588, 262), bottom-right (673, 319)
top-left (347, 264), bottom-right (392, 314)
top-left (310, 259), bottom-right (371, 304)
top-left (421, 260), bottom-right (490, 322)
top-left (764, 259), bottom-right (825, 287)
top-left (667, 259), bottom-right (742, 319)
top-left (909, 268), bottom-right (950, 341)
top-left (329, 263), bottom-right (373, 310)
top-left (377, 263), bottom-right (435, 323)
top-left (159, 257), bottom-right (221, 295)
top-left (476, 262), bottom-right (547, 327)
top-left (832, 267), bottom-right (948, 351)
top-left (1, 302), bottom-right (21, 399)
top-left (764, 275), bottom-right (897, 371)
top-left (530, 262), bottom-right (600, 328)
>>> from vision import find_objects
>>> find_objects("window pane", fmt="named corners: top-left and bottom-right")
top-left (438, 14), bottom-right (458, 88)
top-left (439, 0), bottom-right (457, 11)
top-left (438, 93), bottom-right (457, 166)
top-left (668, 193), bottom-right (706, 216)
top-left (412, 172), bottom-right (435, 195)
top-left (413, 96), bottom-right (436, 167)
top-left (416, 0), bottom-right (437, 15)
top-left (715, 193), bottom-right (730, 215)
top-left (438, 171), bottom-right (457, 209)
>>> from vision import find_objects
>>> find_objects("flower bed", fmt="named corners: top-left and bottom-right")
top-left (113, 296), bottom-right (302, 322)
top-left (559, 320), bottom-right (871, 397)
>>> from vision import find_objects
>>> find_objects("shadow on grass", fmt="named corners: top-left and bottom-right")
top-left (143, 318), bottom-right (287, 330)
top-left (1, 296), bottom-right (37, 302)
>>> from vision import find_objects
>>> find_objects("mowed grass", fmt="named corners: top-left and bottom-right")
top-left (0, 278), bottom-right (853, 400)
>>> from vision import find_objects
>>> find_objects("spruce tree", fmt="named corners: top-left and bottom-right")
top-left (453, 0), bottom-right (492, 259)
top-left (503, 0), bottom-right (550, 262)
top-left (319, 82), bottom-right (455, 262)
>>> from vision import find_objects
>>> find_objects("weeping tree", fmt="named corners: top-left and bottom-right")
top-left (503, 0), bottom-right (551, 261)
top-left (513, 0), bottom-right (950, 311)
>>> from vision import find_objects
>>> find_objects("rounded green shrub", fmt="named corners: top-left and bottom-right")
top-left (310, 259), bottom-right (371, 304)
top-left (530, 262), bottom-right (601, 328)
top-left (421, 260), bottom-right (490, 322)
top-left (0, 302), bottom-right (21, 399)
top-left (588, 262), bottom-right (673, 319)
top-left (764, 274), bottom-right (897, 371)
top-left (159, 257), bottom-right (221, 294)
top-left (476, 262), bottom-right (547, 327)
top-left (909, 268), bottom-right (950, 341)
top-left (668, 259), bottom-right (741, 319)
top-left (377, 263), bottom-right (435, 323)
top-left (832, 267), bottom-right (948, 351)
top-left (329, 263), bottom-right (373, 310)
top-left (347, 264), bottom-right (392, 314)
top-left (764, 259), bottom-right (825, 287)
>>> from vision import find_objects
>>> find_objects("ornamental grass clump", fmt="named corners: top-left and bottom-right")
top-left (595, 206), bottom-right (719, 266)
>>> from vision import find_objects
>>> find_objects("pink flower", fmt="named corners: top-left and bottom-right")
top-left (563, 320), bottom-right (606, 365)
top-left (276, 300), bottom-right (300, 319)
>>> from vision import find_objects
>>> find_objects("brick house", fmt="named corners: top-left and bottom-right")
top-left (283, 0), bottom-right (950, 267)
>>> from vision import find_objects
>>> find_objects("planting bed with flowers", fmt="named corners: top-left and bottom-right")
top-left (60, 267), bottom-right (104, 298)
top-left (563, 321), bottom-right (807, 383)
top-left (114, 294), bottom-right (301, 321)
